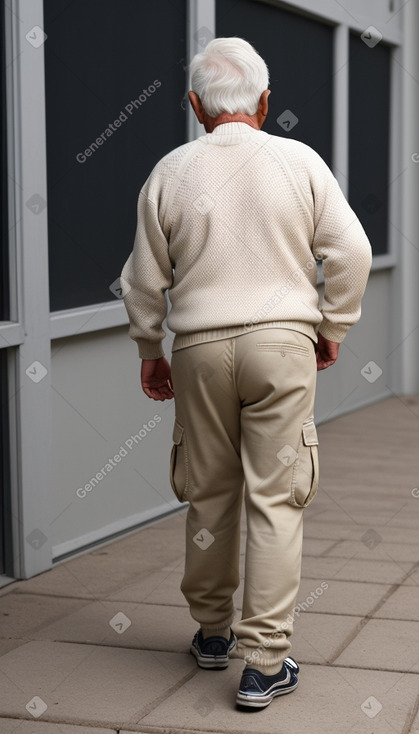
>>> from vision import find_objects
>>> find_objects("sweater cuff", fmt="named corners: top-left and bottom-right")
top-left (317, 319), bottom-right (349, 344)
top-left (135, 339), bottom-right (165, 359)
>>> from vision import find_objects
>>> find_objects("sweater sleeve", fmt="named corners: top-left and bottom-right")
top-left (310, 155), bottom-right (372, 343)
top-left (120, 190), bottom-right (173, 359)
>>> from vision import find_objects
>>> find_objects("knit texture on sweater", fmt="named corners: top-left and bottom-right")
top-left (120, 122), bottom-right (372, 359)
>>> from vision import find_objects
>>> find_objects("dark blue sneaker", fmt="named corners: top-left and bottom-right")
top-left (236, 657), bottom-right (299, 708)
top-left (190, 628), bottom-right (237, 669)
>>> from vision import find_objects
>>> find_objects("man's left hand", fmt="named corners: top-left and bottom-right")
top-left (315, 333), bottom-right (340, 371)
top-left (141, 357), bottom-right (174, 401)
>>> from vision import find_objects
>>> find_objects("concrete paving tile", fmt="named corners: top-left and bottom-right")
top-left (291, 613), bottom-right (363, 665)
top-left (32, 601), bottom-right (196, 652)
top-left (302, 521), bottom-right (357, 541)
top-left (409, 704), bottom-right (419, 734)
top-left (32, 598), bottom-right (362, 667)
top-left (303, 497), bottom-right (337, 517)
top-left (0, 721), bottom-right (116, 734)
top-left (334, 619), bottom-right (419, 672)
top-left (139, 661), bottom-right (418, 734)
top-left (323, 538), bottom-right (419, 562)
top-left (371, 524), bottom-right (419, 544)
top-left (104, 567), bottom-right (246, 614)
top-left (320, 478), bottom-right (417, 496)
top-left (402, 565), bottom-right (419, 586)
top-left (328, 480), bottom-right (417, 496)
top-left (104, 568), bottom-right (186, 605)
top-left (160, 555), bottom-right (187, 572)
top-left (303, 509), bottom-right (380, 527)
top-left (385, 510), bottom-right (419, 529)
top-left (301, 538), bottom-right (337, 556)
top-left (314, 506), bottom-right (416, 528)
top-left (373, 586), bottom-right (419, 621)
top-left (305, 521), bottom-right (419, 545)
top-left (0, 638), bottom-right (29, 657)
top-left (0, 593), bottom-right (90, 639)
top-left (0, 580), bottom-right (19, 598)
top-left (297, 578), bottom-right (391, 616)
top-left (319, 468), bottom-right (416, 487)
top-left (0, 565), bottom-right (91, 599)
top-left (302, 555), bottom-right (413, 584)
top-left (318, 496), bottom-right (409, 518)
top-left (240, 531), bottom-right (335, 556)
top-left (330, 558), bottom-right (413, 585)
top-left (0, 640), bottom-right (195, 726)
top-left (301, 555), bottom-right (358, 579)
top-left (344, 506), bottom-right (419, 528)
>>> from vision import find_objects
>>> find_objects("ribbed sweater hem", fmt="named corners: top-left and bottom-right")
top-left (172, 321), bottom-right (318, 352)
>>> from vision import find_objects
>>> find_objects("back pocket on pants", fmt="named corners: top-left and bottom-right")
top-left (169, 418), bottom-right (189, 503)
top-left (288, 417), bottom-right (319, 508)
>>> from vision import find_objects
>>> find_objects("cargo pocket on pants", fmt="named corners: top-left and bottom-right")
top-left (288, 417), bottom-right (319, 508)
top-left (169, 418), bottom-right (189, 503)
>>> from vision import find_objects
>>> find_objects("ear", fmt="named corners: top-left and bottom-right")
top-left (188, 91), bottom-right (205, 124)
top-left (259, 89), bottom-right (270, 118)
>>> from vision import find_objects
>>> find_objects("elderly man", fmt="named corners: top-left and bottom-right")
top-left (120, 37), bottom-right (372, 709)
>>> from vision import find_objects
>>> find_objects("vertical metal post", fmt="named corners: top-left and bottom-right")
top-left (186, 0), bottom-right (216, 141)
top-left (10, 0), bottom-right (52, 577)
top-left (399, 1), bottom-right (419, 394)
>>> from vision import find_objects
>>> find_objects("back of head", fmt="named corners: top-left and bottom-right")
top-left (189, 37), bottom-right (269, 117)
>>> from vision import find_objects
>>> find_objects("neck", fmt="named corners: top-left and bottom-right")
top-left (206, 113), bottom-right (260, 133)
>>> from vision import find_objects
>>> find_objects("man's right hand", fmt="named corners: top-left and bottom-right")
top-left (315, 333), bottom-right (340, 371)
top-left (141, 356), bottom-right (174, 400)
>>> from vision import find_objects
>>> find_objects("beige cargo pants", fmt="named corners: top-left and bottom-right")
top-left (169, 327), bottom-right (319, 667)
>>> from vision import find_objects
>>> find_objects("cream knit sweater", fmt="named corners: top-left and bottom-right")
top-left (120, 122), bottom-right (372, 359)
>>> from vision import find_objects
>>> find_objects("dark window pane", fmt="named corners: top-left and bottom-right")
top-left (44, 0), bottom-right (187, 311)
top-left (1, 1), bottom-right (10, 321)
top-left (349, 34), bottom-right (391, 255)
top-left (216, 0), bottom-right (334, 165)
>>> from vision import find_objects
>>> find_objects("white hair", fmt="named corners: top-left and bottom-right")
top-left (189, 37), bottom-right (269, 117)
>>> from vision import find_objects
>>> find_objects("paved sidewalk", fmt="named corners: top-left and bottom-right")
top-left (0, 395), bottom-right (419, 734)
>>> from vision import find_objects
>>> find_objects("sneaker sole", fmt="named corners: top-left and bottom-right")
top-left (190, 646), bottom-right (230, 669)
top-left (236, 679), bottom-right (299, 708)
